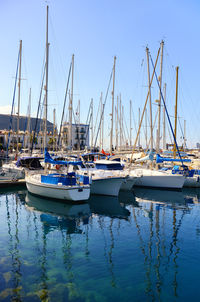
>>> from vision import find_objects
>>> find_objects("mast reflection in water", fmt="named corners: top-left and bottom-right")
top-left (0, 187), bottom-right (200, 301)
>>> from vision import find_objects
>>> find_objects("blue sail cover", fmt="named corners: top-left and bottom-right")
top-left (44, 149), bottom-right (82, 166)
top-left (156, 154), bottom-right (191, 164)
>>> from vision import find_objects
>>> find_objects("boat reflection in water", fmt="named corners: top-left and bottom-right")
top-left (88, 194), bottom-right (131, 219)
top-left (133, 187), bottom-right (199, 207)
top-left (1, 187), bottom-right (200, 301)
top-left (25, 192), bottom-right (91, 234)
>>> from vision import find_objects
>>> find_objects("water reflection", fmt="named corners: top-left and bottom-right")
top-left (25, 193), bottom-right (91, 235)
top-left (1, 188), bottom-right (200, 301)
top-left (88, 194), bottom-right (131, 219)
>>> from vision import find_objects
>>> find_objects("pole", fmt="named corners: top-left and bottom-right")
top-left (184, 120), bottom-right (186, 151)
top-left (110, 56), bottom-right (116, 155)
top-left (99, 94), bottom-right (102, 149)
top-left (16, 40), bottom-right (22, 156)
top-left (116, 96), bottom-right (119, 150)
top-left (119, 94), bottom-right (122, 151)
top-left (44, 6), bottom-right (49, 152)
top-left (130, 100), bottom-right (132, 147)
top-left (91, 98), bottom-right (93, 149)
top-left (138, 108), bottom-right (140, 149)
top-left (69, 54), bottom-right (74, 151)
top-left (53, 108), bottom-right (56, 151)
top-left (173, 66), bottom-right (179, 158)
top-left (156, 40), bottom-right (164, 153)
top-left (146, 47), bottom-right (153, 151)
top-left (27, 88), bottom-right (31, 151)
top-left (163, 83), bottom-right (166, 150)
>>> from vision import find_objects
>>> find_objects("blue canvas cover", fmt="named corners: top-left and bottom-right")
top-left (44, 149), bottom-right (82, 166)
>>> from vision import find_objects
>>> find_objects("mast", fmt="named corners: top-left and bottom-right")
top-left (44, 5), bottom-right (49, 151)
top-left (16, 40), bottom-right (22, 156)
top-left (102, 101), bottom-right (104, 150)
top-left (184, 120), bottom-right (186, 151)
top-left (146, 46), bottom-right (153, 151)
top-left (138, 108), bottom-right (140, 149)
top-left (173, 66), bottom-right (179, 158)
top-left (145, 109), bottom-right (147, 148)
top-left (91, 98), bottom-right (93, 149)
top-left (53, 108), bottom-right (56, 151)
top-left (130, 100), bottom-right (132, 147)
top-left (99, 94), bottom-right (102, 149)
top-left (27, 88), bottom-right (31, 151)
top-left (78, 99), bottom-right (80, 150)
top-left (110, 56), bottom-right (116, 155)
top-left (163, 83), bottom-right (166, 150)
top-left (116, 96), bottom-right (119, 150)
top-left (156, 40), bottom-right (164, 153)
top-left (119, 94), bottom-right (122, 151)
top-left (69, 54), bottom-right (74, 151)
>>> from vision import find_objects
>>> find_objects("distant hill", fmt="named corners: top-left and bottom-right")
top-left (0, 114), bottom-right (54, 133)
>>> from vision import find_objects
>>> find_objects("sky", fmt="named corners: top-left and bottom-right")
top-left (0, 0), bottom-right (200, 149)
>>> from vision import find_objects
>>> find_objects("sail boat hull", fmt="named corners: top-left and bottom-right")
top-left (26, 175), bottom-right (90, 201)
top-left (133, 169), bottom-right (185, 189)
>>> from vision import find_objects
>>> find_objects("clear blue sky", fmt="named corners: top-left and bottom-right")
top-left (0, 0), bottom-right (200, 148)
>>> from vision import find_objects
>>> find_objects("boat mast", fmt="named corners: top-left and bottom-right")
top-left (16, 39), bottom-right (22, 157)
top-left (119, 94), bottom-right (122, 151)
top-left (69, 54), bottom-right (74, 151)
top-left (91, 98), bottom-right (93, 150)
top-left (173, 66), bottom-right (179, 159)
top-left (116, 95), bottom-right (119, 150)
top-left (27, 88), bottom-right (31, 152)
top-left (102, 100), bottom-right (104, 150)
top-left (146, 46), bottom-right (153, 151)
top-left (78, 99), bottom-right (80, 150)
top-left (110, 56), bottom-right (116, 155)
top-left (184, 120), bottom-right (186, 151)
top-left (44, 5), bottom-right (49, 151)
top-left (130, 100), bottom-right (132, 147)
top-left (163, 83), bottom-right (166, 150)
top-left (138, 107), bottom-right (140, 150)
top-left (53, 108), bottom-right (56, 151)
top-left (156, 40), bottom-right (164, 154)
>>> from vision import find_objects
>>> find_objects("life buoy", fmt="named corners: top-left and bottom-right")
top-left (56, 164), bottom-right (60, 170)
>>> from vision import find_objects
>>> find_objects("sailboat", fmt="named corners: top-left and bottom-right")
top-left (25, 6), bottom-right (90, 202)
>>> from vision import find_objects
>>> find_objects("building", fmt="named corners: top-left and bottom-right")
top-left (61, 123), bottom-right (89, 150)
top-left (0, 114), bottom-right (56, 150)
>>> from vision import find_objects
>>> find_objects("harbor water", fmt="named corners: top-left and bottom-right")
top-left (0, 186), bottom-right (200, 301)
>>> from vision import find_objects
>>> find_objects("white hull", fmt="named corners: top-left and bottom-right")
top-left (120, 176), bottom-right (137, 191)
top-left (2, 165), bottom-right (25, 179)
top-left (183, 176), bottom-right (200, 188)
top-left (91, 177), bottom-right (125, 196)
top-left (133, 169), bottom-right (184, 189)
top-left (26, 175), bottom-right (90, 201)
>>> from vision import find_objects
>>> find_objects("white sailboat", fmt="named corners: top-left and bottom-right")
top-left (67, 162), bottom-right (126, 196)
top-left (25, 6), bottom-right (90, 202)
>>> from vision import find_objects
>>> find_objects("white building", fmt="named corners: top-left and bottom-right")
top-left (61, 123), bottom-right (89, 150)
